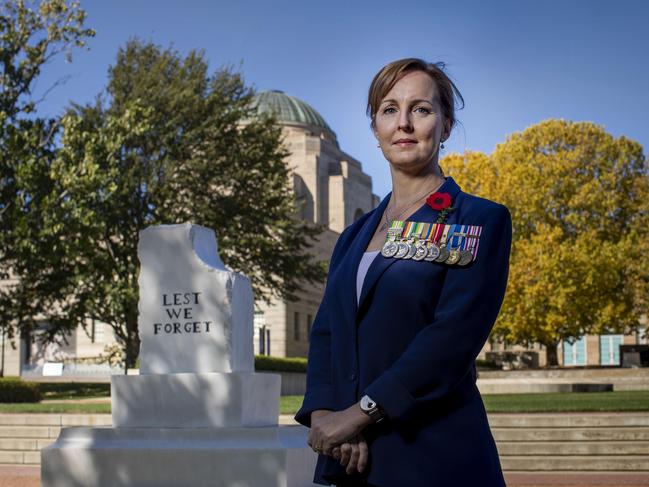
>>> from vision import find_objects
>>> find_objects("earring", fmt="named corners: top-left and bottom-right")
top-left (377, 143), bottom-right (381, 147)
top-left (440, 143), bottom-right (445, 149)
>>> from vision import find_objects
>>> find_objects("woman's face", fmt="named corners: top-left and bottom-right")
top-left (373, 70), bottom-right (449, 173)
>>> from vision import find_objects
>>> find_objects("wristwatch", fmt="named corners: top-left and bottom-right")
top-left (359, 394), bottom-right (386, 423)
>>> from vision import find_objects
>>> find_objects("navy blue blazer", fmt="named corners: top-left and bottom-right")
top-left (294, 176), bottom-right (511, 487)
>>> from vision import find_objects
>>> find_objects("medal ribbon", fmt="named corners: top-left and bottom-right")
top-left (439, 224), bottom-right (451, 247)
top-left (467, 225), bottom-right (483, 259)
top-left (449, 224), bottom-right (468, 251)
top-left (419, 222), bottom-right (433, 242)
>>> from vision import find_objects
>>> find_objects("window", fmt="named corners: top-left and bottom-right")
top-left (599, 334), bottom-right (623, 365)
top-left (294, 312), bottom-right (300, 341)
top-left (91, 320), bottom-right (105, 344)
top-left (563, 336), bottom-right (587, 366)
top-left (254, 311), bottom-right (269, 355)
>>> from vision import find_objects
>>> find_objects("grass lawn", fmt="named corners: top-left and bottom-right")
top-left (1, 390), bottom-right (648, 414)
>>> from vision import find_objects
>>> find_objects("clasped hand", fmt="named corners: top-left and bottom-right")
top-left (308, 408), bottom-right (372, 474)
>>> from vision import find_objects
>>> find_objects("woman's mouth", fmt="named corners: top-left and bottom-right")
top-left (394, 139), bottom-right (417, 146)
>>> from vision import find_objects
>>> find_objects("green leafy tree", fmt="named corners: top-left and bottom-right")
top-left (443, 120), bottom-right (648, 366)
top-left (3, 38), bottom-right (326, 369)
top-left (0, 0), bottom-right (94, 371)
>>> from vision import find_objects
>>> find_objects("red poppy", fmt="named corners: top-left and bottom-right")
top-left (426, 191), bottom-right (452, 210)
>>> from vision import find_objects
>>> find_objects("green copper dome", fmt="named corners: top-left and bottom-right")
top-left (252, 90), bottom-right (334, 133)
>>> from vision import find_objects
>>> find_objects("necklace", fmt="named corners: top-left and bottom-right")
top-left (378, 176), bottom-right (445, 233)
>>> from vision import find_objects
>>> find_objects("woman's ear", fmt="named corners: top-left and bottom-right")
top-left (442, 119), bottom-right (452, 142)
top-left (372, 121), bottom-right (380, 142)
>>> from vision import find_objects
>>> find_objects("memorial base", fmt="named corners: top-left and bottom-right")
top-left (41, 425), bottom-right (319, 487)
top-left (111, 372), bottom-right (281, 428)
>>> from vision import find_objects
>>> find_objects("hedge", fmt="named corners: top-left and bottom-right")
top-left (254, 355), bottom-right (307, 373)
top-left (0, 379), bottom-right (42, 403)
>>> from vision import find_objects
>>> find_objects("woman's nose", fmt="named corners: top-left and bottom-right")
top-left (397, 110), bottom-right (413, 131)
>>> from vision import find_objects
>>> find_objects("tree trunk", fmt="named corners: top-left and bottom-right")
top-left (544, 341), bottom-right (560, 367)
top-left (124, 323), bottom-right (140, 374)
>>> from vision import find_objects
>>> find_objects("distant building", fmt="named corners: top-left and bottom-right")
top-left (249, 90), bottom-right (379, 358)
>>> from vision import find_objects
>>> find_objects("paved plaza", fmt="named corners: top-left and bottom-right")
top-left (1, 466), bottom-right (648, 486)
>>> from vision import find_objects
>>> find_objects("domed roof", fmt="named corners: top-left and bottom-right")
top-left (252, 90), bottom-right (334, 133)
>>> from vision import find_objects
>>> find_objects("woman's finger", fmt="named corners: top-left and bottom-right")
top-left (339, 442), bottom-right (352, 466)
top-left (331, 445), bottom-right (341, 460)
top-left (356, 438), bottom-right (369, 473)
top-left (346, 442), bottom-right (361, 475)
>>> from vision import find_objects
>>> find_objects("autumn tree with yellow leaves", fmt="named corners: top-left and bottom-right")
top-left (443, 120), bottom-right (648, 366)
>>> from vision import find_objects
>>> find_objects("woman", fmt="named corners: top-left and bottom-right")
top-left (294, 58), bottom-right (511, 487)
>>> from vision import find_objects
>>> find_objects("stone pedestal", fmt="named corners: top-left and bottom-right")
top-left (42, 426), bottom-right (316, 487)
top-left (111, 372), bottom-right (281, 428)
top-left (42, 224), bottom-right (318, 486)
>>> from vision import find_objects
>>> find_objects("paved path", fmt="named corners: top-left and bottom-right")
top-left (0, 466), bottom-right (39, 487)
top-left (504, 472), bottom-right (649, 486)
top-left (3, 467), bottom-right (647, 486)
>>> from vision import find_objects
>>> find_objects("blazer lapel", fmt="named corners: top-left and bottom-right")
top-left (335, 192), bottom-right (391, 332)
top-left (356, 176), bottom-right (462, 319)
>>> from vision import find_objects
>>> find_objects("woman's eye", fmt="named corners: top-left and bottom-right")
top-left (414, 106), bottom-right (431, 114)
top-left (382, 107), bottom-right (396, 114)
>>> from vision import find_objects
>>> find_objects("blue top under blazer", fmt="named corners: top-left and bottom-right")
top-left (295, 176), bottom-right (512, 487)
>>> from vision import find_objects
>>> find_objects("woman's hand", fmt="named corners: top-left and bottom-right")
top-left (332, 433), bottom-right (369, 474)
top-left (308, 403), bottom-right (373, 456)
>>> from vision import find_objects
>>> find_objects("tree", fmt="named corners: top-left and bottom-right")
top-left (0, 0), bottom-right (94, 372)
top-left (2, 38), bottom-right (326, 370)
top-left (442, 120), bottom-right (648, 366)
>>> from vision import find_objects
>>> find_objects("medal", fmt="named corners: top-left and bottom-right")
top-left (434, 224), bottom-right (452, 263)
top-left (458, 225), bottom-right (482, 265)
top-left (413, 223), bottom-right (432, 261)
top-left (446, 225), bottom-right (468, 265)
top-left (424, 223), bottom-right (442, 261)
top-left (394, 221), bottom-right (415, 259)
top-left (413, 243), bottom-right (428, 261)
top-left (426, 242), bottom-right (441, 261)
top-left (395, 241), bottom-right (409, 258)
top-left (381, 221), bottom-right (405, 258)
top-left (381, 240), bottom-right (398, 258)
top-left (403, 222), bottom-right (422, 260)
top-left (458, 249), bottom-right (473, 266)
top-left (446, 248), bottom-right (461, 265)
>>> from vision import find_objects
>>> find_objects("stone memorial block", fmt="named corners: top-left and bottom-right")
top-left (111, 223), bottom-right (280, 428)
top-left (138, 223), bottom-right (253, 374)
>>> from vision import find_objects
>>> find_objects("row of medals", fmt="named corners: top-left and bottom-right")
top-left (380, 226), bottom-right (475, 266)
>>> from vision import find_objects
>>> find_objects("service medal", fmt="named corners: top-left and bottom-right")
top-left (425, 242), bottom-right (441, 261)
top-left (412, 243), bottom-right (428, 261)
top-left (404, 241), bottom-right (418, 259)
top-left (381, 220), bottom-right (406, 258)
top-left (446, 248), bottom-right (461, 265)
top-left (395, 241), bottom-right (409, 259)
top-left (381, 240), bottom-right (398, 258)
top-left (434, 224), bottom-right (452, 262)
top-left (435, 246), bottom-right (450, 262)
top-left (458, 249), bottom-right (473, 266)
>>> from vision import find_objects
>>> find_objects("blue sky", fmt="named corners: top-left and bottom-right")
top-left (33, 0), bottom-right (649, 197)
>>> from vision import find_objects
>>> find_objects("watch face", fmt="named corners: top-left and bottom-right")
top-left (361, 395), bottom-right (376, 411)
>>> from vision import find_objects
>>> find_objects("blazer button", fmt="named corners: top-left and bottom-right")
top-left (349, 373), bottom-right (356, 381)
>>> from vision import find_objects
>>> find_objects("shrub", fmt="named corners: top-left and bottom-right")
top-left (0, 379), bottom-right (42, 403)
top-left (255, 355), bottom-right (307, 373)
